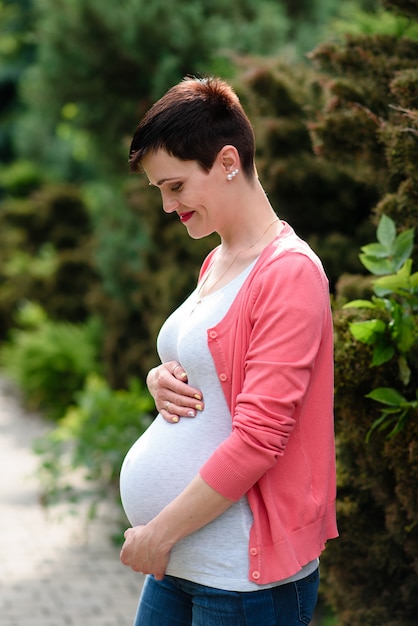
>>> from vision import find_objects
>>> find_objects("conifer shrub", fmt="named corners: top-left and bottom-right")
top-left (0, 182), bottom-right (97, 338)
top-left (328, 320), bottom-right (418, 625)
top-left (309, 3), bottom-right (418, 621)
top-left (233, 56), bottom-right (378, 288)
top-left (85, 177), bottom-right (218, 386)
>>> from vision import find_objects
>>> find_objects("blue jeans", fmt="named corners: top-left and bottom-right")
top-left (133, 568), bottom-right (319, 626)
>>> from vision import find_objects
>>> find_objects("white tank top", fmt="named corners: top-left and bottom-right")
top-left (120, 259), bottom-right (317, 590)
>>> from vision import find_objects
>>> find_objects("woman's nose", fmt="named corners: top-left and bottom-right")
top-left (162, 193), bottom-right (180, 214)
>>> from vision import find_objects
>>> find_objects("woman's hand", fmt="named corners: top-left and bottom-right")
top-left (120, 524), bottom-right (171, 580)
top-left (120, 476), bottom-right (233, 578)
top-left (146, 361), bottom-right (204, 423)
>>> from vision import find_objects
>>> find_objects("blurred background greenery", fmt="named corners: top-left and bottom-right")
top-left (1, 1), bottom-right (417, 624)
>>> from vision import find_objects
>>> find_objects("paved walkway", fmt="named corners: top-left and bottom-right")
top-left (0, 377), bottom-right (143, 626)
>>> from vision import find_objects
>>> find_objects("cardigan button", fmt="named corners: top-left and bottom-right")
top-left (252, 571), bottom-right (261, 580)
top-left (209, 331), bottom-right (217, 339)
top-left (219, 373), bottom-right (228, 382)
top-left (250, 548), bottom-right (258, 556)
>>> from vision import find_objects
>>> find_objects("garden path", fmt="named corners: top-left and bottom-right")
top-left (0, 376), bottom-right (143, 626)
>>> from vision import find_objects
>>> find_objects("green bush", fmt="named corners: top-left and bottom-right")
top-left (0, 304), bottom-right (101, 420)
top-left (0, 182), bottom-right (96, 339)
top-left (0, 160), bottom-right (45, 197)
top-left (343, 214), bottom-right (418, 439)
top-left (34, 374), bottom-right (154, 506)
top-left (324, 217), bottom-right (418, 626)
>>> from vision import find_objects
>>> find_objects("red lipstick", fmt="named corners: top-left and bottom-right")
top-left (179, 212), bottom-right (194, 223)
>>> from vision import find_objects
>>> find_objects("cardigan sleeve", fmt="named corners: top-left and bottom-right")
top-left (200, 251), bottom-right (333, 501)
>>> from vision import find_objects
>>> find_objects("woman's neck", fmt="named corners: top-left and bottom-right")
top-left (218, 182), bottom-right (280, 255)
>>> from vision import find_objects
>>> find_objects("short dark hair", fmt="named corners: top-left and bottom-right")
top-left (129, 76), bottom-right (256, 179)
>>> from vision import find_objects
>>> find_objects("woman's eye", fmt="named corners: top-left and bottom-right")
top-left (171, 183), bottom-right (183, 192)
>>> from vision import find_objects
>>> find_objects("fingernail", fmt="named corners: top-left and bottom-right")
top-left (180, 372), bottom-right (187, 378)
top-left (172, 416), bottom-right (179, 423)
top-left (187, 410), bottom-right (196, 417)
top-left (194, 394), bottom-right (202, 400)
top-left (195, 404), bottom-right (203, 411)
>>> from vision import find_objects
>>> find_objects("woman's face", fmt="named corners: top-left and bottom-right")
top-left (142, 148), bottom-right (231, 239)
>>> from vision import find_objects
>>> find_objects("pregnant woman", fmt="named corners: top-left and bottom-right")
top-left (119, 76), bottom-right (338, 626)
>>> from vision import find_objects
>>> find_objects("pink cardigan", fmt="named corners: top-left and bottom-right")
top-left (199, 222), bottom-right (338, 584)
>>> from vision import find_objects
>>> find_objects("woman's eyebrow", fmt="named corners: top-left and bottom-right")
top-left (155, 177), bottom-right (180, 186)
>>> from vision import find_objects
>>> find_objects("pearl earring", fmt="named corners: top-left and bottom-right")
top-left (226, 168), bottom-right (239, 181)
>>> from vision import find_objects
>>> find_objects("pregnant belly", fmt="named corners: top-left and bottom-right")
top-left (120, 413), bottom-right (229, 527)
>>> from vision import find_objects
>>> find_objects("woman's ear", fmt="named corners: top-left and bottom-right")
top-left (218, 145), bottom-right (240, 175)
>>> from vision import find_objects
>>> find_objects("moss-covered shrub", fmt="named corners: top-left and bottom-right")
top-left (327, 216), bottom-right (418, 624)
top-left (326, 307), bottom-right (418, 626)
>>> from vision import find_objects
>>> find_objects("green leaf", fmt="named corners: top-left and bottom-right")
top-left (343, 299), bottom-right (376, 310)
top-left (349, 319), bottom-right (386, 344)
top-left (366, 387), bottom-right (406, 406)
top-left (393, 229), bottom-right (414, 269)
top-left (371, 343), bottom-right (394, 366)
top-left (359, 254), bottom-right (395, 275)
top-left (373, 274), bottom-right (407, 295)
top-left (395, 315), bottom-right (416, 354)
top-left (376, 214), bottom-right (396, 248)
top-left (410, 271), bottom-right (418, 290)
top-left (360, 242), bottom-right (389, 258)
top-left (398, 355), bottom-right (411, 386)
top-left (387, 411), bottom-right (410, 438)
top-left (373, 260), bottom-right (416, 297)
top-left (366, 412), bottom-right (396, 443)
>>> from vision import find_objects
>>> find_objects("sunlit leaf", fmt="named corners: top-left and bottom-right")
top-left (343, 299), bottom-right (376, 309)
top-left (393, 229), bottom-right (414, 269)
top-left (360, 254), bottom-right (395, 275)
top-left (366, 387), bottom-right (406, 405)
top-left (410, 272), bottom-right (418, 289)
top-left (376, 214), bottom-right (396, 248)
top-left (349, 319), bottom-right (386, 343)
top-left (360, 242), bottom-right (389, 258)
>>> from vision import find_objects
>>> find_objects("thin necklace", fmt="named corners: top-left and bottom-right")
top-left (190, 217), bottom-right (279, 314)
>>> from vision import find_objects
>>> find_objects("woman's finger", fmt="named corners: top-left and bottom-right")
top-left (160, 399), bottom-right (203, 423)
top-left (171, 363), bottom-right (188, 381)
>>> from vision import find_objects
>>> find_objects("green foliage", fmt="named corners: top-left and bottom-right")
top-left (12, 0), bottom-right (359, 177)
top-left (0, 159), bottom-right (44, 196)
top-left (85, 176), bottom-right (218, 386)
top-left (326, 1), bottom-right (418, 39)
top-left (310, 6), bottom-right (418, 435)
top-left (19, 0), bottom-right (293, 175)
top-left (365, 386), bottom-right (418, 440)
top-left (328, 219), bottom-right (418, 625)
top-left (0, 303), bottom-right (101, 419)
top-left (83, 181), bottom-right (149, 302)
top-left (383, 0), bottom-right (418, 21)
top-left (234, 56), bottom-right (377, 288)
top-left (358, 213), bottom-right (414, 274)
top-left (0, 0), bottom-right (36, 163)
top-left (34, 374), bottom-right (154, 505)
top-left (314, 3), bottom-right (418, 618)
top-left (0, 182), bottom-right (96, 338)
top-left (309, 34), bottom-right (418, 179)
top-left (343, 215), bottom-right (418, 438)
top-left (328, 303), bottom-right (418, 625)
